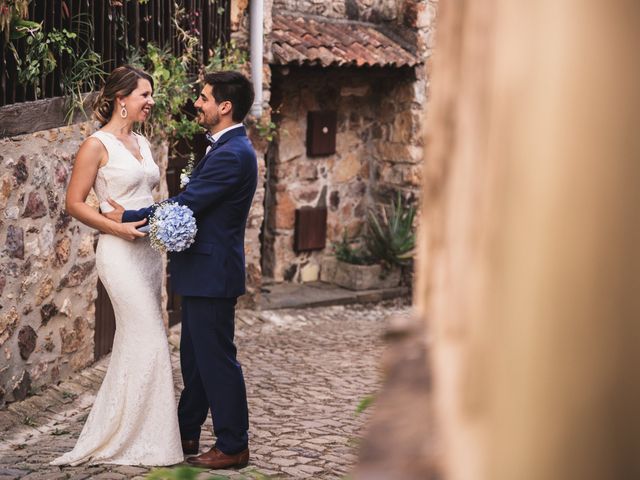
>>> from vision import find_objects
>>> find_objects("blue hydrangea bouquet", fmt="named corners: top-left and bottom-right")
top-left (147, 201), bottom-right (198, 252)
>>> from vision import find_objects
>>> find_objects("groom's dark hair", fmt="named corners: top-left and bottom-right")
top-left (204, 71), bottom-right (255, 122)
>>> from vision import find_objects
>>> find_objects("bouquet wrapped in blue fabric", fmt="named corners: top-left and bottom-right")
top-left (148, 201), bottom-right (197, 252)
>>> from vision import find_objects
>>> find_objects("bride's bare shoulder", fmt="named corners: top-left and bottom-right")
top-left (77, 135), bottom-right (108, 168)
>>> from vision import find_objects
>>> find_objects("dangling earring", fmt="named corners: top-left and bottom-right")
top-left (120, 103), bottom-right (128, 119)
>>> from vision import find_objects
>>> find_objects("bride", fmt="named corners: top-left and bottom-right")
top-left (51, 65), bottom-right (183, 466)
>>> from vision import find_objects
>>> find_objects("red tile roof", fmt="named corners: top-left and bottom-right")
top-left (271, 14), bottom-right (419, 68)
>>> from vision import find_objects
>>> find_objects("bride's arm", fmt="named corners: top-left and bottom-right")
top-left (66, 137), bottom-right (147, 241)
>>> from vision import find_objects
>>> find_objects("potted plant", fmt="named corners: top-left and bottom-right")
top-left (365, 191), bottom-right (416, 286)
top-left (321, 193), bottom-right (416, 290)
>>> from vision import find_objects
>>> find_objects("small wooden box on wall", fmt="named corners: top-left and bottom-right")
top-left (294, 207), bottom-right (327, 252)
top-left (306, 111), bottom-right (337, 156)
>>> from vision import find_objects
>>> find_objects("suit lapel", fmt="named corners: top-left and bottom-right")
top-left (191, 126), bottom-right (247, 178)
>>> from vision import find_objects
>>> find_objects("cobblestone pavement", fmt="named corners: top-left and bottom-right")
top-left (0, 300), bottom-right (409, 479)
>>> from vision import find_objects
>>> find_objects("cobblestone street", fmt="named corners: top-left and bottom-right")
top-left (0, 301), bottom-right (409, 479)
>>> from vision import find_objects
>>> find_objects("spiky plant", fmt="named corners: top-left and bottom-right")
top-left (365, 192), bottom-right (416, 269)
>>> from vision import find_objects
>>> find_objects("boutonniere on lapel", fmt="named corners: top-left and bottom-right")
top-left (180, 154), bottom-right (195, 189)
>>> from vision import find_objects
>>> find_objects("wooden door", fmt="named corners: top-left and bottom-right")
top-left (94, 278), bottom-right (116, 360)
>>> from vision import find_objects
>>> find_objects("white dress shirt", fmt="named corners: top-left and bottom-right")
top-left (206, 123), bottom-right (244, 153)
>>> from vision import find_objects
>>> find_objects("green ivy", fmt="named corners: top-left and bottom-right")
top-left (130, 3), bottom-right (202, 142)
top-left (206, 39), bottom-right (248, 72)
top-left (0, 0), bottom-right (30, 41)
top-left (132, 43), bottom-right (200, 142)
top-left (9, 23), bottom-right (78, 97)
top-left (256, 118), bottom-right (277, 142)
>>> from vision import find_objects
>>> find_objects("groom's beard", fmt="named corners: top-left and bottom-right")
top-left (197, 109), bottom-right (220, 131)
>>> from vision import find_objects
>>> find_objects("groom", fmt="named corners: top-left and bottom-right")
top-left (104, 71), bottom-right (257, 469)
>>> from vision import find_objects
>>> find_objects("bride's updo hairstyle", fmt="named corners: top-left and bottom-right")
top-left (93, 65), bottom-right (154, 125)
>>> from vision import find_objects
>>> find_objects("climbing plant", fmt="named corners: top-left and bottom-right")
top-left (1, 0), bottom-right (231, 114)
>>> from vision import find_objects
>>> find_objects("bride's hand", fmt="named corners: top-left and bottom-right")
top-left (114, 219), bottom-right (148, 241)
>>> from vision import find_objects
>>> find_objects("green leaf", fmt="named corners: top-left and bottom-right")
top-left (145, 466), bottom-right (206, 480)
top-left (356, 395), bottom-right (375, 414)
top-left (9, 19), bottom-right (41, 40)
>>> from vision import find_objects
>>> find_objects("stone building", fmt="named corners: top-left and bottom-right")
top-left (0, 0), bottom-right (435, 407)
top-left (261, 0), bottom-right (435, 282)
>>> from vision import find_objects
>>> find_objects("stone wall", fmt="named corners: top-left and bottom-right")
top-left (370, 0), bottom-right (436, 204)
top-left (273, 0), bottom-right (431, 26)
top-left (371, 74), bottom-right (424, 203)
top-left (263, 67), bottom-right (422, 282)
top-left (0, 123), bottom-right (99, 408)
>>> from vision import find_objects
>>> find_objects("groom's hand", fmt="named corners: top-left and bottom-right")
top-left (103, 198), bottom-right (125, 223)
top-left (114, 219), bottom-right (148, 241)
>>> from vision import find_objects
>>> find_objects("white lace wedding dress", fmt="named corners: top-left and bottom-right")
top-left (51, 131), bottom-right (183, 466)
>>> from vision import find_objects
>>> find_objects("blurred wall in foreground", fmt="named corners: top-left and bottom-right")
top-left (415, 1), bottom-right (640, 479)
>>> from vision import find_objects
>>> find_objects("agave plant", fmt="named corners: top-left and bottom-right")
top-left (365, 192), bottom-right (416, 268)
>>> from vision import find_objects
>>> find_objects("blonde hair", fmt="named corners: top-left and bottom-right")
top-left (93, 65), bottom-right (154, 125)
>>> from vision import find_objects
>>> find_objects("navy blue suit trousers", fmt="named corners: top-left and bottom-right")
top-left (178, 296), bottom-right (249, 454)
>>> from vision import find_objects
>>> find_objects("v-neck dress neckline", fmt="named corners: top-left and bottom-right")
top-left (102, 131), bottom-right (145, 165)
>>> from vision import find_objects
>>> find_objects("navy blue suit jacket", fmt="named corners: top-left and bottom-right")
top-left (123, 126), bottom-right (258, 298)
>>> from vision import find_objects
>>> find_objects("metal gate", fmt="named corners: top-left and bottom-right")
top-left (0, 0), bottom-right (231, 107)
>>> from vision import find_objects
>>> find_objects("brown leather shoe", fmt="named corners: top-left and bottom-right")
top-left (186, 446), bottom-right (249, 469)
top-left (181, 439), bottom-right (199, 455)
